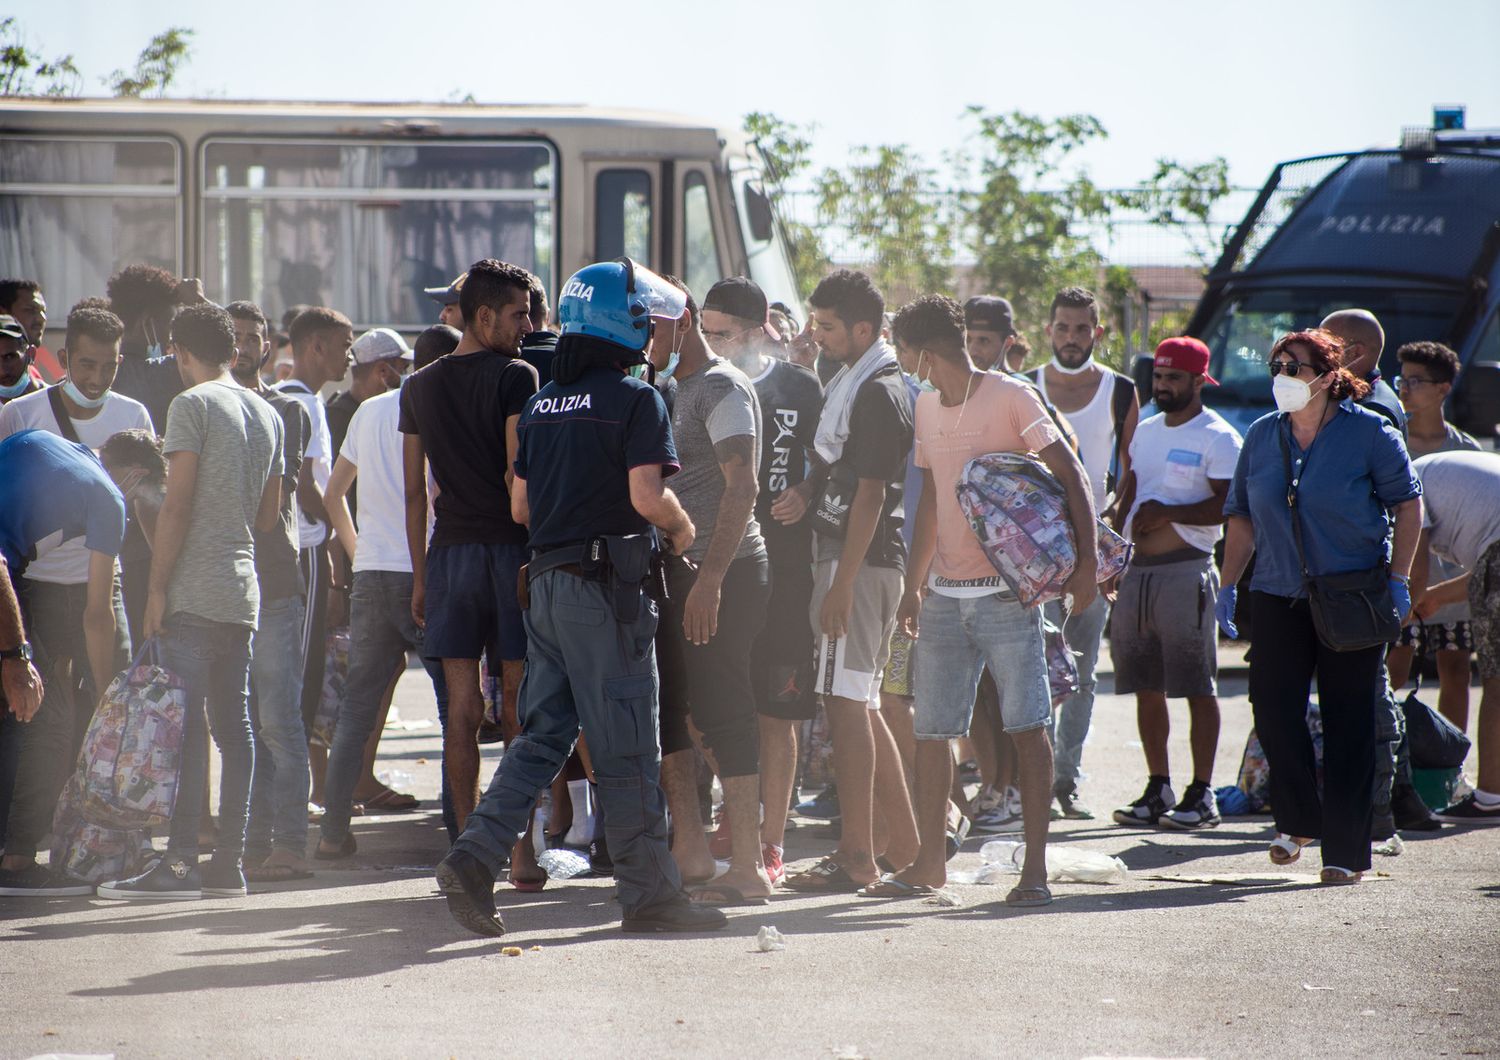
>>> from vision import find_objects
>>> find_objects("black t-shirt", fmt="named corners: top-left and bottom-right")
top-left (1360, 373), bottom-right (1408, 439)
top-left (746, 358), bottom-right (822, 554)
top-left (255, 389), bottom-right (311, 601)
top-left (522, 330), bottom-right (559, 390)
top-left (398, 350), bottom-right (538, 548)
top-left (113, 353), bottom-right (184, 435)
top-left (816, 363), bottom-right (913, 571)
top-left (515, 367), bottom-right (678, 553)
top-left (325, 390), bottom-right (360, 458)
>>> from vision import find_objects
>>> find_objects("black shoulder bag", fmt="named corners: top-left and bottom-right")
top-left (46, 384), bottom-right (84, 445)
top-left (1279, 418), bottom-right (1401, 652)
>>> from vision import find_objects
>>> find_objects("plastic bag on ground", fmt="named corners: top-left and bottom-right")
top-left (976, 839), bottom-right (1129, 885)
top-left (536, 847), bottom-right (592, 880)
top-left (755, 926), bottom-right (786, 952)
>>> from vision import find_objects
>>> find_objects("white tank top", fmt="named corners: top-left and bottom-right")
top-left (1036, 370), bottom-right (1116, 511)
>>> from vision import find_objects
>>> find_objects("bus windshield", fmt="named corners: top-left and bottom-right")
top-left (1203, 286), bottom-right (1464, 404)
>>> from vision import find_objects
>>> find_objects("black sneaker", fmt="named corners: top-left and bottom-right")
top-left (1054, 785), bottom-right (1096, 821)
top-left (588, 836), bottom-right (614, 877)
top-left (0, 862), bottom-right (93, 897)
top-left (1392, 784), bottom-right (1442, 832)
top-left (794, 785), bottom-right (841, 821)
top-left (202, 858), bottom-right (248, 898)
top-left (97, 856), bottom-right (202, 901)
top-left (1113, 779), bottom-right (1175, 827)
top-left (1434, 793), bottom-right (1500, 826)
top-left (621, 894), bottom-right (729, 933)
top-left (435, 849), bottom-right (505, 937)
top-left (1160, 782), bottom-right (1221, 831)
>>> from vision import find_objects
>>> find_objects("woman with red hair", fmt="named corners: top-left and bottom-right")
top-left (1214, 329), bottom-right (1422, 884)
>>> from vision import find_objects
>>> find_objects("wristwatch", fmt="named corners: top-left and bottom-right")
top-left (0, 641), bottom-right (32, 662)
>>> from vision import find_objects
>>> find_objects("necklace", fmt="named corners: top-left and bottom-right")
top-left (941, 372), bottom-right (981, 434)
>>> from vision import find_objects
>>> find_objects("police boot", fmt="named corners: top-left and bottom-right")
top-left (435, 849), bottom-right (505, 937)
top-left (621, 893), bottom-right (729, 934)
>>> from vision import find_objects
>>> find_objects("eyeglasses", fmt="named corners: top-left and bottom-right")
top-left (1394, 375), bottom-right (1440, 390)
top-left (703, 325), bottom-right (756, 344)
top-left (1267, 359), bottom-right (1314, 378)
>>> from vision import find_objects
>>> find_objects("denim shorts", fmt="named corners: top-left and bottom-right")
top-left (422, 542), bottom-right (527, 661)
top-left (913, 591), bottom-right (1050, 739)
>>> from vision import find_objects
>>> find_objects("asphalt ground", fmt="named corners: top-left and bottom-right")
top-left (3, 646), bottom-right (1497, 1059)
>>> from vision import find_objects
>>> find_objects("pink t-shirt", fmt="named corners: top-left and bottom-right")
top-left (915, 373), bottom-right (1063, 585)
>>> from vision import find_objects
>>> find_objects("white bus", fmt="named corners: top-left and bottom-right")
top-left (0, 98), bottom-right (802, 336)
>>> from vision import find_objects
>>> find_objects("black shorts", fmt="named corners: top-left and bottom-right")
top-left (753, 547), bottom-right (817, 721)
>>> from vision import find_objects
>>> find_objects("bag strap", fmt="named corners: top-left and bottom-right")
top-left (46, 385), bottom-right (83, 445)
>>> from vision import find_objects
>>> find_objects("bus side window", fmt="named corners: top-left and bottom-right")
top-left (596, 169), bottom-right (652, 266)
top-left (683, 172), bottom-right (721, 300)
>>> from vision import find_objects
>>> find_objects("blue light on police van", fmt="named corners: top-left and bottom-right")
top-left (1433, 105), bottom-right (1466, 131)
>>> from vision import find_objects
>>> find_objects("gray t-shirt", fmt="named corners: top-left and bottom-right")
top-left (670, 358), bottom-right (764, 564)
top-left (163, 380), bottom-right (283, 627)
top-left (1415, 450), bottom-right (1500, 572)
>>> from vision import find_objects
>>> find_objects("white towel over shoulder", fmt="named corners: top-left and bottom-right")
top-left (814, 339), bottom-right (897, 465)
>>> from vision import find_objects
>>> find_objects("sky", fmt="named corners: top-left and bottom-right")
top-left (10, 0), bottom-right (1499, 197)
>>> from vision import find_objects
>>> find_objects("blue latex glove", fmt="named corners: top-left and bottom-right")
top-left (1215, 585), bottom-right (1239, 639)
top-left (1390, 577), bottom-right (1412, 623)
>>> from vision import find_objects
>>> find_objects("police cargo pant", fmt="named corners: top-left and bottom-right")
top-left (453, 568), bottom-right (682, 914)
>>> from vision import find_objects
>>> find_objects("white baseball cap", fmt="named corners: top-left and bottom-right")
top-left (351, 327), bottom-right (413, 365)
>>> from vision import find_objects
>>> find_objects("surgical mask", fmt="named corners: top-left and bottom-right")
top-left (62, 376), bottom-right (109, 410)
top-left (1272, 372), bottom-right (1319, 413)
top-left (0, 375), bottom-right (31, 399)
top-left (1050, 354), bottom-right (1095, 375)
top-left (656, 321), bottom-right (684, 381)
top-left (147, 343), bottom-right (164, 361)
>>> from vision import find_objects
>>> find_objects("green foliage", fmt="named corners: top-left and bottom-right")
top-left (960, 108), bottom-right (1114, 339)
top-left (1111, 157), bottom-right (1233, 269)
top-left (107, 27), bottom-right (194, 98)
top-left (0, 17), bottom-right (81, 96)
top-left (815, 145), bottom-right (955, 306)
top-left (743, 112), bottom-right (829, 299)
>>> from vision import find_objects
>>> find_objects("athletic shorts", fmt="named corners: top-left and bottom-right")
top-left (1469, 538), bottom-right (1500, 680)
top-left (1400, 619), bottom-right (1474, 656)
top-left (880, 629), bottom-right (916, 698)
top-left (753, 547), bottom-right (817, 721)
top-left (811, 559), bottom-right (903, 711)
top-left (422, 542), bottom-right (527, 661)
top-left (1109, 551), bottom-right (1218, 698)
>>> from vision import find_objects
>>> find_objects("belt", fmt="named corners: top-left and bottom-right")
top-left (528, 544), bottom-right (590, 582)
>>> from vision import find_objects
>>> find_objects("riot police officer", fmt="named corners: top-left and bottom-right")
top-left (435, 259), bottom-right (728, 936)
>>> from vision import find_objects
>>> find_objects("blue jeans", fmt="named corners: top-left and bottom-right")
top-left (1046, 591), bottom-right (1109, 792)
top-left (161, 612), bottom-right (255, 863)
top-left (246, 594), bottom-right (309, 859)
top-left (913, 592), bottom-right (1051, 739)
top-left (455, 568), bottom-right (681, 915)
top-left (321, 571), bottom-right (422, 845)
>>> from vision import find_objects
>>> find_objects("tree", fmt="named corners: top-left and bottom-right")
top-left (960, 108), bottom-right (1115, 340)
top-left (0, 17), bottom-right (80, 97)
top-left (107, 28), bottom-right (195, 97)
top-left (743, 112), bottom-right (829, 299)
top-left (1111, 157), bottom-right (1234, 270)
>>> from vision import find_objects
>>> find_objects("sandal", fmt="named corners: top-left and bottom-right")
top-left (245, 860), bottom-right (314, 882)
top-left (1319, 866), bottom-right (1363, 885)
top-left (859, 875), bottom-right (936, 899)
top-left (1268, 833), bottom-right (1311, 866)
top-left (689, 883), bottom-right (769, 907)
top-left (359, 787), bottom-right (419, 813)
top-left (782, 857), bottom-right (867, 893)
top-left (1005, 883), bottom-right (1053, 907)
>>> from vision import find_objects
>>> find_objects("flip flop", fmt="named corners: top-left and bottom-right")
top-left (689, 883), bottom-right (769, 907)
top-left (509, 874), bottom-right (547, 893)
top-left (360, 788), bottom-right (419, 812)
top-left (314, 833), bottom-right (357, 861)
top-left (245, 861), bottom-right (314, 882)
top-left (859, 876), bottom-right (936, 899)
top-left (782, 857), bottom-right (866, 893)
top-left (1005, 884), bottom-right (1053, 908)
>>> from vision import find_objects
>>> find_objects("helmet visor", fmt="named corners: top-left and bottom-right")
top-left (624, 259), bottom-right (688, 322)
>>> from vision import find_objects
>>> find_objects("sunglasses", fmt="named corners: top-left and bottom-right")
top-left (1267, 359), bottom-right (1314, 378)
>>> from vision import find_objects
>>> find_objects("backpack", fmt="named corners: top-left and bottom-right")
top-left (956, 452), bottom-right (1133, 608)
top-left (77, 641), bottom-right (186, 830)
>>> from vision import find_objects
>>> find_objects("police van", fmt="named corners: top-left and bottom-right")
top-left (0, 98), bottom-right (802, 338)
top-left (1175, 111), bottom-right (1500, 444)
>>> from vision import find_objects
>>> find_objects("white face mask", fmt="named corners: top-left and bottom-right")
top-left (1050, 354), bottom-right (1095, 375)
top-left (1272, 372), bottom-right (1320, 413)
top-left (62, 376), bottom-right (109, 410)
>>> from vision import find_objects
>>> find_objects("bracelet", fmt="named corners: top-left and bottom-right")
top-left (1391, 572), bottom-right (1410, 584)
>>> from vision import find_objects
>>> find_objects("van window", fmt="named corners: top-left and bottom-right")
top-left (201, 139), bottom-right (554, 329)
top-left (595, 169), bottom-right (652, 266)
top-left (1475, 310), bottom-right (1500, 365)
top-left (683, 172), bottom-right (721, 300)
top-left (0, 136), bottom-right (180, 318)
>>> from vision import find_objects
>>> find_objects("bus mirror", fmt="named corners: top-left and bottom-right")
top-left (1133, 353), bottom-right (1155, 407)
top-left (745, 182), bottom-right (776, 244)
top-left (1453, 361), bottom-right (1500, 442)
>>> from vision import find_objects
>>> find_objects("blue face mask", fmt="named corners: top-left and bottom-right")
top-left (657, 349), bottom-right (680, 381)
top-left (0, 375), bottom-right (31, 399)
top-left (147, 343), bottom-right (164, 361)
top-left (62, 376), bottom-right (109, 410)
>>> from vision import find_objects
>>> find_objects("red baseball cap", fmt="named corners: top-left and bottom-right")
top-left (1154, 336), bottom-right (1218, 385)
